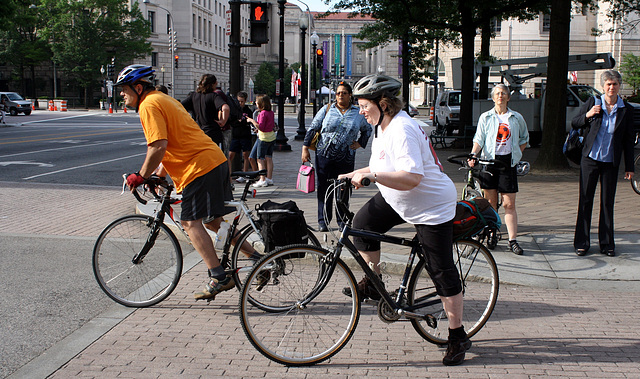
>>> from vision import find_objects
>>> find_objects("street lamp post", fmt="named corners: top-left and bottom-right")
top-left (274, 0), bottom-right (291, 151)
top-left (161, 65), bottom-right (165, 85)
top-left (295, 15), bottom-right (308, 140)
top-left (143, 0), bottom-right (174, 96)
top-left (310, 31), bottom-right (319, 116)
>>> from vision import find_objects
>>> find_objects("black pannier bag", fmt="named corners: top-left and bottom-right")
top-left (452, 197), bottom-right (501, 241)
top-left (256, 200), bottom-right (309, 255)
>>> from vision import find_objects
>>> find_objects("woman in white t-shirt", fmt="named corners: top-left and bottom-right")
top-left (469, 84), bottom-right (529, 255)
top-left (339, 75), bottom-right (468, 367)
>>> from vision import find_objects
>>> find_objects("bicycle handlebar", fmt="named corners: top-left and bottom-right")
top-left (446, 153), bottom-right (506, 169)
top-left (122, 174), bottom-right (172, 205)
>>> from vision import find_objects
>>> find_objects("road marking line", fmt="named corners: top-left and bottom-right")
top-left (22, 153), bottom-right (147, 180)
top-left (0, 138), bottom-right (145, 158)
top-left (0, 129), bottom-right (140, 145)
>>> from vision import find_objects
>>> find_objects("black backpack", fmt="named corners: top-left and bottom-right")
top-left (257, 200), bottom-right (309, 253)
top-left (452, 197), bottom-right (501, 241)
top-left (223, 91), bottom-right (244, 129)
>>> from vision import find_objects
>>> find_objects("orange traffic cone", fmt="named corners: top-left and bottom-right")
top-left (31, 102), bottom-right (35, 111)
top-left (123, 106), bottom-right (127, 113)
top-left (109, 103), bottom-right (113, 114)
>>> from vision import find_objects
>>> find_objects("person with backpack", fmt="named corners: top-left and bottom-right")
top-left (181, 74), bottom-right (229, 148)
top-left (571, 70), bottom-right (635, 257)
top-left (246, 94), bottom-right (276, 187)
top-left (229, 91), bottom-right (256, 177)
top-left (339, 75), bottom-right (469, 366)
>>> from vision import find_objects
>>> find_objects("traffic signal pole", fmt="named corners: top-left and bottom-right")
top-left (229, 0), bottom-right (241, 95)
top-left (274, 0), bottom-right (290, 151)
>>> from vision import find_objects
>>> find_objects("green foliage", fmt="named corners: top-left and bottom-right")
top-left (620, 53), bottom-right (640, 95)
top-left (254, 61), bottom-right (277, 98)
top-left (36, 0), bottom-right (152, 89)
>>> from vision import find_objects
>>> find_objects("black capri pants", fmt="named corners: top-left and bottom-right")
top-left (352, 192), bottom-right (462, 297)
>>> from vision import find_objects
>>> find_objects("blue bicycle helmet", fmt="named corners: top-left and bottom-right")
top-left (115, 65), bottom-right (155, 86)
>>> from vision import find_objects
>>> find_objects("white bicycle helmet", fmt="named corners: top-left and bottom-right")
top-left (353, 74), bottom-right (401, 100)
top-left (516, 161), bottom-right (530, 176)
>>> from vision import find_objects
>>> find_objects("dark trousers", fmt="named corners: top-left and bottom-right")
top-left (316, 154), bottom-right (355, 227)
top-left (574, 157), bottom-right (618, 251)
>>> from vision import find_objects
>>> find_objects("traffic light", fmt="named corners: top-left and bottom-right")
top-left (174, 55), bottom-right (179, 69)
top-left (340, 65), bottom-right (345, 78)
top-left (107, 64), bottom-right (114, 78)
top-left (315, 48), bottom-right (324, 70)
top-left (250, 2), bottom-right (269, 45)
top-left (331, 64), bottom-right (337, 77)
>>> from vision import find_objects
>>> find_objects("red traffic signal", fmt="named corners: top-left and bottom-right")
top-left (316, 48), bottom-right (323, 57)
top-left (250, 2), bottom-right (269, 44)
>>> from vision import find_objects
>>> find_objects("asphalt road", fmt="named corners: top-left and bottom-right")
top-left (1, 112), bottom-right (147, 186)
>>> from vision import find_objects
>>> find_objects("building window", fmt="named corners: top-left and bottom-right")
top-left (151, 52), bottom-right (158, 67)
top-left (490, 17), bottom-right (501, 34)
top-left (542, 14), bottom-right (551, 33)
top-left (148, 11), bottom-right (156, 33)
top-left (209, 21), bottom-right (212, 46)
top-left (198, 16), bottom-right (202, 41)
top-left (193, 14), bottom-right (196, 40)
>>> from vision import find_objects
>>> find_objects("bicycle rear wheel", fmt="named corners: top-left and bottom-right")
top-left (632, 154), bottom-right (640, 195)
top-left (231, 225), bottom-right (320, 291)
top-left (408, 239), bottom-right (499, 345)
top-left (239, 245), bottom-right (360, 366)
top-left (93, 215), bottom-right (183, 307)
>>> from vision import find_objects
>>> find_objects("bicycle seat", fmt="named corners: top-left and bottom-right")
top-left (231, 170), bottom-right (267, 180)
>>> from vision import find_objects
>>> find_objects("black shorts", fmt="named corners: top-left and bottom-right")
top-left (352, 192), bottom-right (462, 297)
top-left (229, 138), bottom-right (252, 153)
top-left (478, 153), bottom-right (518, 193)
top-left (180, 164), bottom-right (234, 222)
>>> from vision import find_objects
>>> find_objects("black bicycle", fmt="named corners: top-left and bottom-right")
top-left (238, 178), bottom-right (499, 366)
top-left (92, 170), bottom-right (320, 307)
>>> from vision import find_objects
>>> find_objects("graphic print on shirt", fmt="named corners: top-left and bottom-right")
top-left (496, 123), bottom-right (511, 149)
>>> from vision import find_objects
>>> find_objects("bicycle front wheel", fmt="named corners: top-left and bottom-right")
top-left (231, 225), bottom-right (321, 291)
top-left (632, 154), bottom-right (640, 195)
top-left (408, 238), bottom-right (499, 345)
top-left (239, 245), bottom-right (360, 366)
top-left (93, 215), bottom-right (183, 307)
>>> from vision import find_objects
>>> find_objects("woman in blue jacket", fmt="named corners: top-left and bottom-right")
top-left (469, 84), bottom-right (529, 255)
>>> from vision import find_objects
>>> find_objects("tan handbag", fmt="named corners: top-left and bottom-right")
top-left (308, 103), bottom-right (331, 151)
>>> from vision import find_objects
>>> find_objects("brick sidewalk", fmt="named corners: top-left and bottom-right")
top-left (48, 260), bottom-right (640, 378)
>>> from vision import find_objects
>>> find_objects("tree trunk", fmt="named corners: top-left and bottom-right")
top-left (459, 3), bottom-right (477, 136)
top-left (479, 20), bottom-right (492, 100)
top-left (402, 35), bottom-right (410, 112)
top-left (537, 0), bottom-right (571, 170)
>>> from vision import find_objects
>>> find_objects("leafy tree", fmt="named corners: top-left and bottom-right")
top-left (254, 61), bottom-right (277, 98)
top-left (33, 0), bottom-right (152, 106)
top-left (620, 53), bottom-right (640, 95)
top-left (331, 0), bottom-right (550, 130)
top-left (0, 1), bottom-right (51, 98)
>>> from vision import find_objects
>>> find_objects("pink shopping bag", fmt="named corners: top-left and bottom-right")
top-left (296, 163), bottom-right (315, 193)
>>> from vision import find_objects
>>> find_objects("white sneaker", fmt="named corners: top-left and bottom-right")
top-left (253, 180), bottom-right (268, 188)
top-left (266, 178), bottom-right (274, 186)
top-left (235, 177), bottom-right (247, 183)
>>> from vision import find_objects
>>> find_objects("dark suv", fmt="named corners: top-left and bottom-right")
top-left (0, 92), bottom-right (32, 116)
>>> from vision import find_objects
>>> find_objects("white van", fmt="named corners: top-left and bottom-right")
top-left (0, 92), bottom-right (32, 116)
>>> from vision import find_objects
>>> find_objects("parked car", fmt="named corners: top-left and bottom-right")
top-left (434, 90), bottom-right (478, 135)
top-left (407, 104), bottom-right (419, 117)
top-left (0, 92), bottom-right (32, 116)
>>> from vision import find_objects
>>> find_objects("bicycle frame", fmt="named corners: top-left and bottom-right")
top-left (299, 181), bottom-right (442, 323)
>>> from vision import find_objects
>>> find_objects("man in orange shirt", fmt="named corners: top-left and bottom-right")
top-left (117, 65), bottom-right (235, 300)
